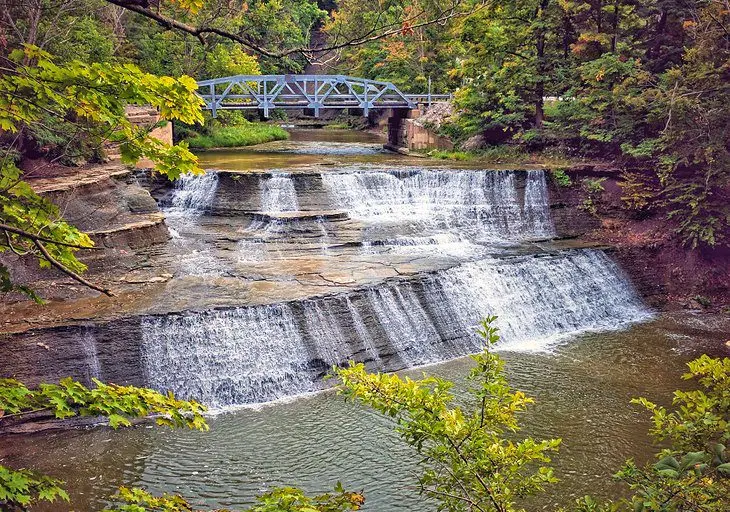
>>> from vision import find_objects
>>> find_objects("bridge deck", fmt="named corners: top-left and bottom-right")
top-left (197, 74), bottom-right (450, 117)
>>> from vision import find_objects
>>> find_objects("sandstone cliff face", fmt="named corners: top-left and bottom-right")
top-left (1, 166), bottom-right (171, 301)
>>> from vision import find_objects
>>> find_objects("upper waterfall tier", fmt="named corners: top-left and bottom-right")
top-left (321, 169), bottom-right (555, 240)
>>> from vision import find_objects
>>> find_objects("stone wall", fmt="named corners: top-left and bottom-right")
top-left (386, 107), bottom-right (454, 152)
top-left (404, 119), bottom-right (454, 151)
top-left (124, 106), bottom-right (173, 168)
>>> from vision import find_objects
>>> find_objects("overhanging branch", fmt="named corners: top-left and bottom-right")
top-left (103, 0), bottom-right (491, 61)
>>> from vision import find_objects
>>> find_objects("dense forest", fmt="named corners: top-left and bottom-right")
top-left (331, 0), bottom-right (730, 249)
top-left (1, 1), bottom-right (729, 511)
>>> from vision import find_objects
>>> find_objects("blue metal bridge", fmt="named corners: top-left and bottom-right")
top-left (197, 74), bottom-right (450, 117)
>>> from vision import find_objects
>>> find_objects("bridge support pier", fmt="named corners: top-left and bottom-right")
top-left (385, 108), bottom-right (418, 151)
top-left (385, 107), bottom-right (453, 153)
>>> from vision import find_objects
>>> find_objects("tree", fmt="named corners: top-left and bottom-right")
top-left (103, 0), bottom-right (490, 67)
top-left (335, 317), bottom-right (561, 512)
top-left (326, 0), bottom-right (466, 93)
top-left (0, 45), bottom-right (203, 299)
top-left (449, 0), bottom-right (568, 138)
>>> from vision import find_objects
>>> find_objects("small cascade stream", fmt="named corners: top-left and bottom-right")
top-left (162, 172), bottom-right (230, 275)
top-left (80, 327), bottom-right (101, 383)
top-left (260, 173), bottom-right (299, 212)
top-left (163, 171), bottom-right (219, 220)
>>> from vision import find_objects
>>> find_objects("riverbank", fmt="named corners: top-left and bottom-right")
top-left (184, 123), bottom-right (289, 149)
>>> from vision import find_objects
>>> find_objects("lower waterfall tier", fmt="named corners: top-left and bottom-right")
top-left (140, 249), bottom-right (650, 408)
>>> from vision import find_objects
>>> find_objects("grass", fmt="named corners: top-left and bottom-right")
top-left (185, 123), bottom-right (289, 149)
top-left (429, 150), bottom-right (470, 160)
top-left (426, 145), bottom-right (584, 167)
top-left (323, 123), bottom-right (351, 130)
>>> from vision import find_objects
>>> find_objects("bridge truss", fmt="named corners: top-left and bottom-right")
top-left (196, 75), bottom-right (450, 117)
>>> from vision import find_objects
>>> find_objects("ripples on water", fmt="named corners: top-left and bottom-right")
top-left (4, 314), bottom-right (729, 512)
top-left (5, 130), bottom-right (729, 511)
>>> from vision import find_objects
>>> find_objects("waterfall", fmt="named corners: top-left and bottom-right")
top-left (162, 171), bottom-right (227, 275)
top-left (80, 327), bottom-right (101, 384)
top-left (260, 173), bottom-right (299, 212)
top-left (140, 249), bottom-right (650, 408)
top-left (321, 169), bottom-right (555, 241)
top-left (423, 249), bottom-right (651, 352)
top-left (142, 305), bottom-right (316, 406)
top-left (165, 172), bottom-right (219, 215)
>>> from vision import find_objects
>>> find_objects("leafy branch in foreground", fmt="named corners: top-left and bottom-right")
top-left (1, 45), bottom-right (205, 299)
top-left (0, 466), bottom-right (69, 512)
top-left (614, 355), bottom-right (730, 512)
top-left (102, 484), bottom-right (364, 512)
top-left (0, 377), bottom-right (208, 430)
top-left (0, 377), bottom-right (208, 510)
top-left (335, 316), bottom-right (561, 512)
top-left (0, 378), bottom-right (362, 512)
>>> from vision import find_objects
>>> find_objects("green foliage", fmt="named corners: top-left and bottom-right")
top-left (326, 0), bottom-right (463, 93)
top-left (185, 124), bottom-right (289, 149)
top-left (0, 376), bottom-right (208, 511)
top-left (204, 45), bottom-right (261, 79)
top-left (0, 466), bottom-right (69, 511)
top-left (0, 377), bottom-right (208, 430)
top-left (0, 45), bottom-right (203, 175)
top-left (587, 355), bottom-right (730, 512)
top-left (552, 168), bottom-right (573, 187)
top-left (335, 317), bottom-right (560, 512)
top-left (0, 160), bottom-right (95, 294)
top-left (0, 45), bottom-right (205, 297)
top-left (617, 172), bottom-right (656, 212)
top-left (101, 484), bottom-right (364, 512)
top-left (579, 177), bottom-right (607, 214)
top-left (566, 355), bottom-right (730, 511)
top-left (428, 150), bottom-right (470, 161)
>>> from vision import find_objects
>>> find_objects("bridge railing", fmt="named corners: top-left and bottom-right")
top-left (196, 74), bottom-right (451, 117)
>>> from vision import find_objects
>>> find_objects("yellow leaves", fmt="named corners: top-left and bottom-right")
top-left (169, 0), bottom-right (204, 13)
top-left (595, 68), bottom-right (606, 82)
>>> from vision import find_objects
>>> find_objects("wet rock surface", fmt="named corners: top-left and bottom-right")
top-left (0, 134), bottom-right (649, 408)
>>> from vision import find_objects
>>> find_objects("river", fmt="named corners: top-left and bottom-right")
top-left (2, 129), bottom-right (728, 511)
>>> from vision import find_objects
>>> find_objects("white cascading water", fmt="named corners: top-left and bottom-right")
top-left (142, 305), bottom-right (314, 406)
top-left (164, 172), bottom-right (219, 219)
top-left (260, 173), bottom-right (299, 212)
top-left (80, 327), bottom-right (101, 383)
top-left (321, 169), bottom-right (555, 241)
top-left (163, 171), bottom-right (228, 275)
top-left (141, 249), bottom-right (650, 408)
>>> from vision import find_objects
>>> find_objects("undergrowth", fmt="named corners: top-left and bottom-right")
top-left (185, 123), bottom-right (289, 149)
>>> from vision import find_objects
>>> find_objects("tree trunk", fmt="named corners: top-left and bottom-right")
top-left (562, 12), bottom-right (573, 59)
top-left (535, 0), bottom-right (550, 128)
top-left (611, 0), bottom-right (620, 52)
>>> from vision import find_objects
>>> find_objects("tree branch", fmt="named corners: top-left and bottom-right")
top-left (0, 223), bottom-right (99, 249)
top-left (32, 238), bottom-right (113, 296)
top-left (103, 0), bottom-right (491, 61)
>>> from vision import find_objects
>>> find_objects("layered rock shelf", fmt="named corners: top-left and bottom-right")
top-left (0, 160), bottom-right (650, 409)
